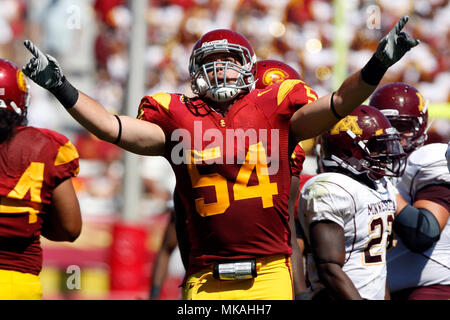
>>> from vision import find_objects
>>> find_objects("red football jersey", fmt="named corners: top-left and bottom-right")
top-left (138, 79), bottom-right (317, 277)
top-left (290, 142), bottom-right (306, 177)
top-left (0, 126), bottom-right (79, 275)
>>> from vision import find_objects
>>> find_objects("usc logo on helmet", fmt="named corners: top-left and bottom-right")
top-left (16, 70), bottom-right (28, 93)
top-left (330, 116), bottom-right (363, 135)
top-left (262, 68), bottom-right (289, 86)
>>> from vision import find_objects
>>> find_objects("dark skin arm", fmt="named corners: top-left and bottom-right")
top-left (288, 176), bottom-right (308, 296)
top-left (41, 178), bottom-right (82, 242)
top-left (150, 211), bottom-right (178, 300)
top-left (310, 220), bottom-right (362, 300)
top-left (173, 192), bottom-right (190, 271)
top-left (385, 278), bottom-right (391, 300)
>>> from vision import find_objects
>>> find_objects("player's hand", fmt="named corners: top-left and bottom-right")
top-left (22, 40), bottom-right (64, 89)
top-left (374, 16), bottom-right (419, 68)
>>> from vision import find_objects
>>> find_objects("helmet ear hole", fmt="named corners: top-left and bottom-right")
top-left (342, 148), bottom-right (353, 158)
top-left (196, 77), bottom-right (208, 94)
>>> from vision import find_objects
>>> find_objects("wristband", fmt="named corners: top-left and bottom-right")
top-left (330, 91), bottom-right (344, 120)
top-left (360, 55), bottom-right (389, 86)
top-left (49, 76), bottom-right (79, 109)
top-left (113, 115), bottom-right (122, 145)
top-left (150, 285), bottom-right (161, 299)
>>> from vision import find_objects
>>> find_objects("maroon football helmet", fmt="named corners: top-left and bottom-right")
top-left (369, 82), bottom-right (428, 154)
top-left (189, 29), bottom-right (257, 103)
top-left (319, 105), bottom-right (406, 179)
top-left (0, 58), bottom-right (30, 115)
top-left (255, 60), bottom-right (301, 89)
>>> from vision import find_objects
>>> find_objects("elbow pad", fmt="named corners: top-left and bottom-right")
top-left (393, 205), bottom-right (441, 253)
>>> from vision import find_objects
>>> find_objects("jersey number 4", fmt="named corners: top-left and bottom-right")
top-left (187, 142), bottom-right (278, 217)
top-left (2, 162), bottom-right (44, 223)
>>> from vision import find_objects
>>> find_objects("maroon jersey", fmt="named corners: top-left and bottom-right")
top-left (138, 79), bottom-right (317, 276)
top-left (290, 142), bottom-right (306, 177)
top-left (0, 126), bottom-right (79, 275)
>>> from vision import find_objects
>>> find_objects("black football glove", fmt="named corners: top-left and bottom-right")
top-left (374, 16), bottom-right (420, 68)
top-left (22, 40), bottom-right (64, 89)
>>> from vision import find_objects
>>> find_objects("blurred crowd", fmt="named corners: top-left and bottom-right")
top-left (0, 0), bottom-right (449, 219)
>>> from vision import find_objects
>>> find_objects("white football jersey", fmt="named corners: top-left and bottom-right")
top-left (387, 143), bottom-right (450, 292)
top-left (298, 172), bottom-right (398, 300)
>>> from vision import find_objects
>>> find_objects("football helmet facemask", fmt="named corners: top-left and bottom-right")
top-left (189, 29), bottom-right (257, 103)
top-left (369, 82), bottom-right (428, 154)
top-left (0, 58), bottom-right (30, 115)
top-left (319, 105), bottom-right (406, 180)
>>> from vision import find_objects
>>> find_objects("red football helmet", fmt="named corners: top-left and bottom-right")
top-left (255, 60), bottom-right (301, 89)
top-left (369, 82), bottom-right (428, 154)
top-left (189, 29), bottom-right (257, 103)
top-left (0, 58), bottom-right (30, 115)
top-left (319, 105), bottom-right (406, 179)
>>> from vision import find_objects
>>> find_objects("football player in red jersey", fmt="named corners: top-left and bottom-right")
top-left (0, 59), bottom-right (81, 299)
top-left (22, 16), bottom-right (418, 300)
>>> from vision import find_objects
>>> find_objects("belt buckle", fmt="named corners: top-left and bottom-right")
top-left (213, 258), bottom-right (257, 281)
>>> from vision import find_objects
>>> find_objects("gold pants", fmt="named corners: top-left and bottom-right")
top-left (182, 254), bottom-right (293, 300)
top-left (0, 269), bottom-right (42, 300)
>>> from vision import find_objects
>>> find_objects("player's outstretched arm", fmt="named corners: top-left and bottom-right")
top-left (22, 41), bottom-right (165, 156)
top-left (291, 16), bottom-right (419, 141)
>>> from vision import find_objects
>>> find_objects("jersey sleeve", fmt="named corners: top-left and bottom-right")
top-left (301, 180), bottom-right (355, 228)
top-left (415, 184), bottom-right (450, 212)
top-left (290, 142), bottom-right (306, 177)
top-left (397, 144), bottom-right (450, 202)
top-left (137, 92), bottom-right (177, 137)
top-left (39, 128), bottom-right (80, 187)
top-left (277, 79), bottom-right (318, 115)
top-left (251, 79), bottom-right (318, 120)
top-left (50, 133), bottom-right (80, 186)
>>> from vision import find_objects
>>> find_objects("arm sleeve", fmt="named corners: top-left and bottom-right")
top-left (137, 93), bottom-right (176, 138)
top-left (47, 131), bottom-right (80, 186)
top-left (280, 79), bottom-right (318, 114)
top-left (290, 142), bottom-right (306, 177)
top-left (414, 184), bottom-right (450, 212)
top-left (303, 181), bottom-right (355, 228)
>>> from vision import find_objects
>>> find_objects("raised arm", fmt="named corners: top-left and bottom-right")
top-left (69, 92), bottom-right (165, 156)
top-left (22, 41), bottom-right (165, 156)
top-left (291, 16), bottom-right (419, 141)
